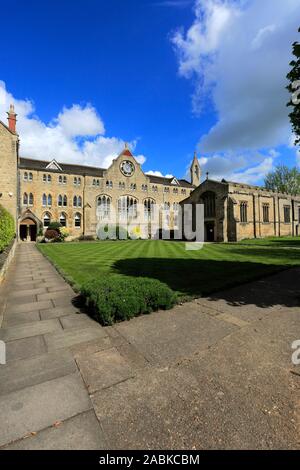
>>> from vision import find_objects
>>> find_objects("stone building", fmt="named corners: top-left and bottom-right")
top-left (1, 104), bottom-right (300, 243)
top-left (0, 107), bottom-right (196, 241)
top-left (181, 177), bottom-right (300, 242)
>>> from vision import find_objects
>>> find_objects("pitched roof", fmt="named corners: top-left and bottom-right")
top-left (147, 174), bottom-right (195, 188)
top-left (19, 157), bottom-right (105, 177)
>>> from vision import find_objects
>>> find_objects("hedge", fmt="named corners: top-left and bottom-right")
top-left (81, 276), bottom-right (177, 325)
top-left (0, 205), bottom-right (15, 253)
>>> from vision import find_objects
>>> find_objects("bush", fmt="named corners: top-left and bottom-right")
top-left (0, 205), bottom-right (15, 252)
top-left (81, 276), bottom-right (177, 325)
top-left (48, 221), bottom-right (62, 231)
top-left (44, 229), bottom-right (60, 241)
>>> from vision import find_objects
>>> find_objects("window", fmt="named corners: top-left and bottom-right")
top-left (262, 204), bottom-right (270, 223)
top-left (163, 202), bottom-right (170, 225)
top-left (97, 195), bottom-right (111, 220)
top-left (141, 184), bottom-right (148, 192)
top-left (59, 175), bottom-right (63, 184)
top-left (240, 201), bottom-right (248, 223)
top-left (119, 182), bottom-right (125, 190)
top-left (181, 189), bottom-right (186, 195)
top-left (284, 205), bottom-right (291, 223)
top-left (78, 177), bottom-right (81, 185)
top-left (74, 213), bottom-right (81, 228)
top-left (73, 196), bottom-right (77, 207)
top-left (78, 196), bottom-right (82, 207)
top-left (59, 213), bottom-right (67, 227)
top-left (43, 174), bottom-right (47, 182)
top-left (29, 172), bottom-right (33, 181)
top-left (118, 196), bottom-right (138, 220)
top-left (23, 193), bottom-right (28, 205)
top-left (93, 178), bottom-right (100, 187)
top-left (164, 187), bottom-right (169, 193)
top-left (74, 177), bottom-right (77, 186)
top-left (173, 188), bottom-right (178, 195)
top-left (58, 195), bottom-right (63, 207)
top-left (43, 213), bottom-right (51, 227)
top-left (152, 185), bottom-right (158, 193)
top-left (130, 183), bottom-right (136, 191)
top-left (23, 172), bottom-right (28, 181)
top-left (29, 193), bottom-right (34, 205)
top-left (63, 195), bottom-right (67, 207)
top-left (42, 193), bottom-right (47, 207)
top-left (47, 174), bottom-right (51, 183)
top-left (144, 198), bottom-right (155, 221)
top-left (48, 194), bottom-right (52, 206)
top-left (106, 180), bottom-right (113, 189)
top-left (63, 176), bottom-right (67, 184)
top-left (202, 192), bottom-right (216, 218)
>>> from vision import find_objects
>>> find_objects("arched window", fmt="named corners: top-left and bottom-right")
top-left (142, 184), bottom-right (148, 192)
top-left (130, 183), bottom-right (136, 191)
top-left (59, 213), bottom-right (67, 227)
top-left (59, 175), bottom-right (63, 184)
top-left (73, 196), bottom-right (77, 207)
top-left (43, 212), bottom-right (51, 227)
top-left (118, 196), bottom-right (138, 220)
top-left (43, 174), bottom-right (47, 182)
top-left (29, 193), bottom-right (34, 205)
top-left (77, 196), bottom-right (82, 207)
top-left (74, 213), bottom-right (81, 228)
top-left (42, 193), bottom-right (47, 207)
top-left (78, 177), bottom-right (81, 185)
top-left (47, 174), bottom-right (51, 183)
top-left (28, 172), bottom-right (33, 181)
top-left (63, 176), bottom-right (67, 184)
top-left (202, 192), bottom-right (216, 218)
top-left (24, 172), bottom-right (28, 181)
top-left (173, 188), bottom-right (178, 194)
top-left (74, 177), bottom-right (77, 185)
top-left (48, 194), bottom-right (52, 206)
top-left (173, 202), bottom-right (179, 211)
top-left (58, 194), bottom-right (63, 207)
top-left (106, 180), bottom-right (113, 189)
top-left (181, 188), bottom-right (186, 195)
top-left (23, 193), bottom-right (28, 205)
top-left (144, 198), bottom-right (155, 221)
top-left (63, 195), bottom-right (67, 207)
top-left (240, 202), bottom-right (248, 223)
top-left (97, 195), bottom-right (111, 220)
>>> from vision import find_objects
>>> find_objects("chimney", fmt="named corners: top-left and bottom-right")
top-left (7, 104), bottom-right (17, 133)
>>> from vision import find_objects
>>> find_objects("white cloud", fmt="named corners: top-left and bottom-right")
top-left (146, 170), bottom-right (174, 178)
top-left (0, 80), bottom-right (146, 169)
top-left (172, 0), bottom-right (300, 154)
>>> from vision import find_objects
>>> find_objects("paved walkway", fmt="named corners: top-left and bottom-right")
top-left (0, 243), bottom-right (300, 449)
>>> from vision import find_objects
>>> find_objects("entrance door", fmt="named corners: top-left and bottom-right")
top-left (205, 222), bottom-right (215, 242)
top-left (19, 218), bottom-right (37, 241)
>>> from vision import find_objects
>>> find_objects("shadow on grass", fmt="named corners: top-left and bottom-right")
top-left (113, 257), bottom-right (300, 308)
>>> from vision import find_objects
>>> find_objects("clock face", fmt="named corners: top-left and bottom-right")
top-left (120, 160), bottom-right (135, 177)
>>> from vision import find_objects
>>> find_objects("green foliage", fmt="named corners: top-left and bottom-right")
top-left (81, 276), bottom-right (177, 325)
top-left (48, 221), bottom-right (62, 231)
top-left (287, 27), bottom-right (300, 145)
top-left (0, 205), bottom-right (15, 252)
top-left (264, 164), bottom-right (300, 195)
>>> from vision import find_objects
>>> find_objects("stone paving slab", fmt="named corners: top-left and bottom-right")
top-left (5, 299), bottom-right (53, 315)
top-left (40, 305), bottom-right (80, 320)
top-left (8, 287), bottom-right (48, 299)
top-left (0, 372), bottom-right (92, 447)
top-left (59, 313), bottom-right (96, 330)
top-left (0, 350), bottom-right (77, 395)
top-left (3, 410), bottom-right (107, 450)
top-left (44, 326), bottom-right (107, 351)
top-left (114, 303), bottom-right (237, 366)
top-left (37, 290), bottom-right (74, 302)
top-left (76, 347), bottom-right (134, 393)
top-left (0, 318), bottom-right (61, 342)
top-left (2, 310), bottom-right (40, 328)
top-left (5, 336), bottom-right (47, 362)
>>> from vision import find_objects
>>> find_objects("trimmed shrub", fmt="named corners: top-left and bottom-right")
top-left (0, 205), bottom-right (15, 253)
top-left (44, 229), bottom-right (60, 241)
top-left (81, 276), bottom-right (177, 325)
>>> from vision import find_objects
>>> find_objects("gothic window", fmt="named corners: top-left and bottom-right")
top-left (202, 192), bottom-right (216, 218)
top-left (29, 193), bottom-right (34, 206)
top-left (47, 174), bottom-right (51, 183)
top-left (240, 201), bottom-right (248, 223)
top-left (28, 172), bottom-right (33, 181)
top-left (48, 194), bottom-right (52, 206)
top-left (144, 198), bottom-right (155, 221)
top-left (23, 172), bottom-right (28, 181)
top-left (74, 213), bottom-right (81, 228)
top-left (130, 183), bottom-right (136, 191)
top-left (73, 196), bottom-right (77, 207)
top-left (173, 188), bottom-right (178, 194)
top-left (97, 195), bottom-right (111, 220)
top-left (181, 189), bottom-right (186, 195)
top-left (42, 193), bottom-right (47, 207)
top-left (58, 195), bottom-right (63, 207)
top-left (43, 174), bottom-right (47, 182)
top-left (74, 177), bottom-right (78, 185)
top-left (118, 196), bottom-right (138, 220)
top-left (59, 213), bottom-right (67, 227)
top-left (23, 193), bottom-right (28, 205)
top-left (43, 212), bottom-right (51, 227)
top-left (59, 175), bottom-right (63, 184)
top-left (63, 195), bottom-right (67, 207)
top-left (78, 196), bottom-right (82, 207)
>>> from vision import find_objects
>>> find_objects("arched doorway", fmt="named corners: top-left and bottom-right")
top-left (19, 218), bottom-right (37, 242)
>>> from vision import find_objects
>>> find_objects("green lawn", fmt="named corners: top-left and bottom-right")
top-left (38, 237), bottom-right (300, 299)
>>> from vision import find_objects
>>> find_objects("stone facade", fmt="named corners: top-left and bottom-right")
top-left (17, 145), bottom-right (195, 240)
top-left (182, 178), bottom-right (300, 242)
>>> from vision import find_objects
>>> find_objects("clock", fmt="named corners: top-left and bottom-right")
top-left (120, 160), bottom-right (135, 177)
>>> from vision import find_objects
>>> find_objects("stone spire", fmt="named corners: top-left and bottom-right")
top-left (190, 151), bottom-right (200, 186)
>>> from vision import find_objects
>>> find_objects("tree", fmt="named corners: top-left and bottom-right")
top-left (287, 27), bottom-right (300, 145)
top-left (264, 164), bottom-right (300, 195)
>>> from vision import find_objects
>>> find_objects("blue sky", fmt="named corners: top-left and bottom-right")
top-left (0, 0), bottom-right (299, 184)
